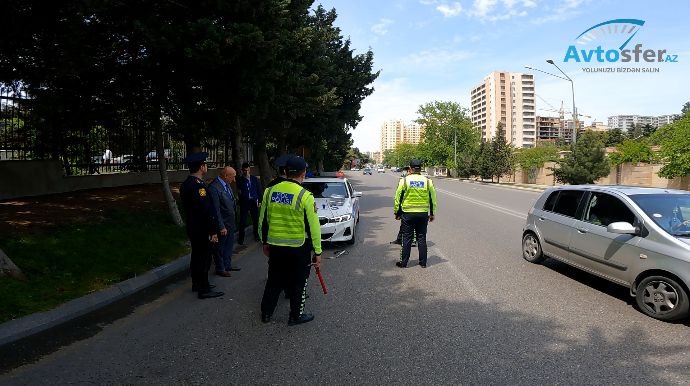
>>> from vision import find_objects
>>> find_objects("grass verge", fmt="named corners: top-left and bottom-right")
top-left (0, 209), bottom-right (189, 323)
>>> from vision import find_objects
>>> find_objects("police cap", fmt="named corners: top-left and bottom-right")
top-left (274, 153), bottom-right (297, 167)
top-left (410, 159), bottom-right (422, 168)
top-left (285, 156), bottom-right (308, 173)
top-left (183, 152), bottom-right (209, 163)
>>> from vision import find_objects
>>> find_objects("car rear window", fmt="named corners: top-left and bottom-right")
top-left (545, 190), bottom-right (585, 218)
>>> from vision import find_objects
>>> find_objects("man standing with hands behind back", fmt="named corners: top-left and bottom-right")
top-left (236, 162), bottom-right (263, 245)
top-left (208, 166), bottom-right (241, 276)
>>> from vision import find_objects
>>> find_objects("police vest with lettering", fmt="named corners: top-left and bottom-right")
top-left (399, 174), bottom-right (432, 213)
top-left (260, 181), bottom-right (319, 250)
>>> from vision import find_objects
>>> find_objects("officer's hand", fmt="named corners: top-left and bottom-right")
top-left (210, 234), bottom-right (218, 243)
top-left (263, 244), bottom-right (270, 258)
top-left (429, 215), bottom-right (435, 222)
top-left (312, 254), bottom-right (321, 270)
top-left (220, 228), bottom-right (228, 236)
top-left (395, 215), bottom-right (401, 220)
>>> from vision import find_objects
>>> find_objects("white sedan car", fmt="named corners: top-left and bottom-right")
top-left (302, 176), bottom-right (361, 244)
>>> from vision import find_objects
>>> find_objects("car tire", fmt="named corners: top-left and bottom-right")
top-left (635, 276), bottom-right (690, 321)
top-left (346, 224), bottom-right (356, 245)
top-left (522, 232), bottom-right (546, 264)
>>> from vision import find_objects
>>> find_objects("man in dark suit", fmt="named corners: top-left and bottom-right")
top-left (179, 152), bottom-right (224, 299)
top-left (208, 166), bottom-right (241, 276)
top-left (236, 162), bottom-right (263, 244)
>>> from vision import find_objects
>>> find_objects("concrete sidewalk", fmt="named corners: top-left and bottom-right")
top-left (0, 225), bottom-right (255, 347)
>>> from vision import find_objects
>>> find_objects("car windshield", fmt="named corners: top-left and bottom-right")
top-left (364, 169), bottom-right (371, 172)
top-left (629, 194), bottom-right (690, 236)
top-left (302, 182), bottom-right (348, 199)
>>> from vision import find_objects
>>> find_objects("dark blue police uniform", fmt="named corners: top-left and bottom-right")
top-left (179, 153), bottom-right (221, 297)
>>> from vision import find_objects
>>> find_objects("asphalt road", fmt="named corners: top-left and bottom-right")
top-left (3, 171), bottom-right (690, 385)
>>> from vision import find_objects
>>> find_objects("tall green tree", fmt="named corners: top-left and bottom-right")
top-left (551, 130), bottom-right (610, 185)
top-left (491, 123), bottom-right (514, 183)
top-left (414, 101), bottom-right (479, 171)
top-left (651, 112), bottom-right (690, 178)
top-left (608, 140), bottom-right (656, 166)
top-left (606, 127), bottom-right (626, 147)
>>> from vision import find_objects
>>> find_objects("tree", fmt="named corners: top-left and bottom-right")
top-left (515, 146), bottom-right (558, 170)
top-left (651, 112), bottom-right (690, 178)
top-left (491, 123), bottom-right (513, 183)
top-left (606, 127), bottom-right (625, 147)
top-left (414, 101), bottom-right (480, 171)
top-left (551, 130), bottom-right (610, 185)
top-left (608, 140), bottom-right (656, 166)
top-left (476, 140), bottom-right (493, 180)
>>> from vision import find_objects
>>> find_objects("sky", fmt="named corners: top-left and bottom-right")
top-left (313, 0), bottom-right (690, 153)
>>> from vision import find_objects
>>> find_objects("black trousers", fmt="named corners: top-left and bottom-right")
top-left (239, 201), bottom-right (260, 242)
top-left (261, 243), bottom-right (312, 319)
top-left (190, 236), bottom-right (212, 293)
top-left (399, 212), bottom-right (428, 267)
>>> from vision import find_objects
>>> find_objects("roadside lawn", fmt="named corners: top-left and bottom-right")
top-left (0, 184), bottom-right (189, 323)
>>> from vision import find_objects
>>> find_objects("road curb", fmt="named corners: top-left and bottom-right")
top-left (456, 179), bottom-right (548, 192)
top-left (0, 225), bottom-right (255, 347)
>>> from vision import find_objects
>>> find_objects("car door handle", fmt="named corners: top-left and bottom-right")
top-left (538, 217), bottom-right (545, 221)
top-left (576, 227), bottom-right (588, 233)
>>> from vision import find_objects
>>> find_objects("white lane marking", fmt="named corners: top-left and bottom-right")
top-left (435, 188), bottom-right (528, 219)
top-left (434, 247), bottom-right (488, 303)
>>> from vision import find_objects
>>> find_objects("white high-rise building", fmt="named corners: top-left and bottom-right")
top-left (607, 115), bottom-right (675, 130)
top-left (471, 71), bottom-right (536, 148)
top-left (380, 120), bottom-right (404, 152)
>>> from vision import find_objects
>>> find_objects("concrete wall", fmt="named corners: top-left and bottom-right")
top-left (0, 160), bottom-right (230, 201)
top-left (504, 162), bottom-right (690, 190)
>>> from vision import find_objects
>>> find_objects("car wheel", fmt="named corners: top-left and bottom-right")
top-left (346, 224), bottom-right (356, 245)
top-left (636, 276), bottom-right (690, 321)
top-left (522, 232), bottom-right (546, 264)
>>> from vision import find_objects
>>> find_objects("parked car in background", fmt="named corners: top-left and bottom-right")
top-left (523, 185), bottom-right (690, 322)
top-left (352, 167), bottom-right (359, 171)
top-left (363, 168), bottom-right (372, 175)
top-left (421, 170), bottom-right (429, 177)
top-left (302, 174), bottom-right (361, 244)
top-left (377, 167), bottom-right (385, 173)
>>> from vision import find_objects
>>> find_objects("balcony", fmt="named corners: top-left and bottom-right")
top-left (522, 87), bottom-right (534, 92)
top-left (523, 106), bottom-right (534, 110)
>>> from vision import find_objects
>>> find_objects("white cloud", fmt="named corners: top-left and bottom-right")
top-left (523, 0), bottom-right (536, 6)
top-left (404, 49), bottom-right (476, 67)
top-left (396, 3), bottom-right (404, 9)
top-left (371, 19), bottom-right (393, 35)
top-left (471, 0), bottom-right (498, 16)
top-left (436, 2), bottom-right (464, 17)
top-left (419, 0), bottom-right (438, 4)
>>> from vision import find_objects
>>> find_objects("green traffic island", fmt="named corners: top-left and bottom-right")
top-left (0, 209), bottom-right (189, 324)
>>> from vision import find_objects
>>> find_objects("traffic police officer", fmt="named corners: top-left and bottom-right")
top-left (259, 156), bottom-right (322, 325)
top-left (179, 152), bottom-right (225, 299)
top-left (394, 159), bottom-right (437, 268)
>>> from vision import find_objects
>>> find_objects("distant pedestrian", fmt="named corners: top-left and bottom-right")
top-left (208, 166), bottom-right (241, 277)
top-left (394, 159), bottom-right (437, 269)
top-left (180, 152), bottom-right (224, 299)
top-left (259, 156), bottom-right (321, 325)
top-left (236, 162), bottom-right (263, 245)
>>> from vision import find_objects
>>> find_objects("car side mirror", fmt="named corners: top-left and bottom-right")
top-left (353, 192), bottom-right (362, 198)
top-left (607, 222), bottom-right (637, 235)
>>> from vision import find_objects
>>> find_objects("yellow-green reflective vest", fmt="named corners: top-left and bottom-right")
top-left (259, 180), bottom-right (323, 254)
top-left (394, 173), bottom-right (437, 215)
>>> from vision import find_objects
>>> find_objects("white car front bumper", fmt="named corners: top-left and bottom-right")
top-left (319, 218), bottom-right (355, 242)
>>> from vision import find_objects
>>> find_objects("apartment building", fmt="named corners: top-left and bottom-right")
top-left (608, 115), bottom-right (675, 130)
top-left (372, 151), bottom-right (382, 165)
top-left (589, 121), bottom-right (609, 132)
top-left (471, 71), bottom-right (536, 148)
top-left (403, 123), bottom-right (423, 145)
top-left (565, 119), bottom-right (586, 134)
top-left (380, 120), bottom-right (404, 153)
top-left (536, 116), bottom-right (565, 141)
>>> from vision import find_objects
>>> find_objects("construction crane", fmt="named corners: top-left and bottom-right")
top-left (536, 94), bottom-right (592, 137)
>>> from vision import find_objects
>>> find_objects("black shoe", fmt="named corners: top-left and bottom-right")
top-left (288, 314), bottom-right (315, 326)
top-left (390, 240), bottom-right (402, 245)
top-left (419, 262), bottom-right (427, 268)
top-left (198, 291), bottom-right (224, 299)
top-left (396, 262), bottom-right (406, 268)
top-left (254, 237), bottom-right (261, 242)
top-left (191, 284), bottom-right (216, 292)
top-left (262, 315), bottom-right (271, 323)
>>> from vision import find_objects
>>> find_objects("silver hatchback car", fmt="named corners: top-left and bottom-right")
top-left (523, 185), bottom-right (690, 321)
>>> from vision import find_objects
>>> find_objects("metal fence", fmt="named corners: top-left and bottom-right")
top-left (0, 86), bottom-right (252, 175)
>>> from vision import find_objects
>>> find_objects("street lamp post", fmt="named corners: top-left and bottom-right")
top-left (525, 60), bottom-right (578, 144)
